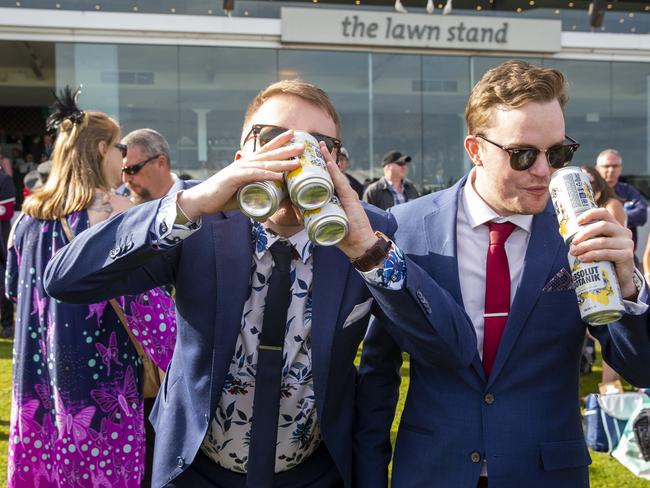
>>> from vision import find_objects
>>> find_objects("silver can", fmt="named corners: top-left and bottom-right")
top-left (549, 166), bottom-right (598, 244)
top-left (568, 253), bottom-right (624, 325)
top-left (286, 131), bottom-right (333, 210)
top-left (302, 195), bottom-right (349, 246)
top-left (237, 179), bottom-right (287, 221)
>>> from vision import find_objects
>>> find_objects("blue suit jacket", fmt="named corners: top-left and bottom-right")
top-left (355, 177), bottom-right (650, 488)
top-left (43, 186), bottom-right (477, 487)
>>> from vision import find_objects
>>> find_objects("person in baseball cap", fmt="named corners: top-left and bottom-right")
top-left (338, 147), bottom-right (364, 198)
top-left (362, 149), bottom-right (419, 210)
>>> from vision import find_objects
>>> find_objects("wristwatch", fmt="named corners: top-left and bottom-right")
top-left (350, 231), bottom-right (392, 272)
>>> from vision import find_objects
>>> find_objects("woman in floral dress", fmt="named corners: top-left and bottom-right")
top-left (6, 88), bottom-right (176, 487)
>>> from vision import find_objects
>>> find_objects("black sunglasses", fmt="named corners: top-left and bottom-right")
top-left (476, 134), bottom-right (580, 171)
top-left (121, 154), bottom-right (161, 175)
top-left (242, 124), bottom-right (342, 165)
top-left (114, 143), bottom-right (128, 158)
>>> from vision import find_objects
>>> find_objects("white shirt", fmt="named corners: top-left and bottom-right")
top-left (457, 169), bottom-right (533, 360)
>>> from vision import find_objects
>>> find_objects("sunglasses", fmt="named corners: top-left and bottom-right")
top-left (476, 134), bottom-right (580, 171)
top-left (114, 143), bottom-right (128, 158)
top-left (121, 154), bottom-right (161, 175)
top-left (242, 124), bottom-right (343, 165)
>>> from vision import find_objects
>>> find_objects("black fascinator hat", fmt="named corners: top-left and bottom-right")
top-left (46, 85), bottom-right (85, 133)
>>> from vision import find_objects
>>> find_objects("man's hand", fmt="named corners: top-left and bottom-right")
top-left (320, 141), bottom-right (379, 259)
top-left (177, 130), bottom-right (302, 221)
top-left (570, 207), bottom-right (637, 299)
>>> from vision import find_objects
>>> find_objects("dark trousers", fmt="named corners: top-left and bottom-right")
top-left (165, 444), bottom-right (342, 488)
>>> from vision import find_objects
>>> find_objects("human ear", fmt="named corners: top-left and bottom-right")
top-left (464, 135), bottom-right (482, 167)
top-left (98, 140), bottom-right (108, 157)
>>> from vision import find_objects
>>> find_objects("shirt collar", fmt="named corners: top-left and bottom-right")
top-left (462, 168), bottom-right (533, 233)
top-left (250, 220), bottom-right (313, 265)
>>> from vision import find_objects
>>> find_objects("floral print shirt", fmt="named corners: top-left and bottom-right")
top-left (155, 193), bottom-right (406, 473)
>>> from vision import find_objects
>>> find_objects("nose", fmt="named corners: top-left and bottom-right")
top-left (528, 150), bottom-right (552, 179)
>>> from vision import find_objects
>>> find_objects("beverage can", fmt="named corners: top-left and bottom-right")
top-left (549, 166), bottom-right (598, 244)
top-left (302, 195), bottom-right (349, 246)
top-left (567, 253), bottom-right (625, 326)
top-left (237, 179), bottom-right (287, 221)
top-left (286, 131), bottom-right (333, 210)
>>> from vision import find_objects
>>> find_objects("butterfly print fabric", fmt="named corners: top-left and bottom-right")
top-left (6, 211), bottom-right (176, 487)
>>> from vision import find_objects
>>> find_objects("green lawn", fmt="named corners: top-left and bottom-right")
top-left (0, 339), bottom-right (648, 486)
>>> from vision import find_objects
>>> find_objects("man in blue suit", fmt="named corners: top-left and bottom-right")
top-left (355, 60), bottom-right (650, 488)
top-left (44, 80), bottom-right (476, 487)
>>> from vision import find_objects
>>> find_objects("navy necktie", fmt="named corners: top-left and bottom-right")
top-left (247, 240), bottom-right (294, 487)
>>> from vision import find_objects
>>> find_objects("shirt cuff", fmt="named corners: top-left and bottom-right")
top-left (151, 192), bottom-right (201, 249)
top-left (622, 268), bottom-right (648, 316)
top-left (359, 242), bottom-right (406, 290)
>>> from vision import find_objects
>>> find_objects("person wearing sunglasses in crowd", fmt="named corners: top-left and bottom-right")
top-left (362, 150), bottom-right (420, 210)
top-left (120, 128), bottom-right (185, 205)
top-left (6, 87), bottom-right (177, 488)
top-left (355, 60), bottom-right (650, 488)
top-left (43, 79), bottom-right (475, 487)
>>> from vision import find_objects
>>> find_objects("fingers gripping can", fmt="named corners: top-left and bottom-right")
top-left (567, 253), bottom-right (624, 325)
top-left (549, 166), bottom-right (624, 325)
top-left (301, 195), bottom-right (349, 246)
top-left (286, 131), bottom-right (334, 210)
top-left (549, 166), bottom-right (598, 244)
top-left (237, 179), bottom-right (287, 221)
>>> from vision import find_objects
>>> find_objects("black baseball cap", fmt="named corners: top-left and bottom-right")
top-left (382, 150), bottom-right (411, 166)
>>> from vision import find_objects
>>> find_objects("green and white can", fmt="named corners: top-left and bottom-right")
top-left (302, 195), bottom-right (349, 246)
top-left (568, 253), bottom-right (624, 326)
top-left (286, 131), bottom-right (333, 210)
top-left (237, 179), bottom-right (287, 221)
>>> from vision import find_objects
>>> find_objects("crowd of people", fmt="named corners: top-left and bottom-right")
top-left (3, 60), bottom-right (650, 488)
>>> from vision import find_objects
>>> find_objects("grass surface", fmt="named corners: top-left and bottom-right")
top-left (0, 339), bottom-right (648, 486)
top-left (0, 338), bottom-right (12, 487)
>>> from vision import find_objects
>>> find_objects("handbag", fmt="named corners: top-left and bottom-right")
top-left (59, 217), bottom-right (164, 398)
top-left (584, 392), bottom-right (648, 453)
top-left (612, 395), bottom-right (650, 479)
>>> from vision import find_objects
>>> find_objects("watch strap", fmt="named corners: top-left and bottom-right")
top-left (350, 231), bottom-right (392, 272)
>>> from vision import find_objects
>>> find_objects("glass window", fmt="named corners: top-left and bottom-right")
top-left (179, 46), bottom-right (276, 177)
top-left (278, 49), bottom-right (370, 186)
top-left (421, 55), bottom-right (470, 193)
top-left (371, 53), bottom-right (423, 189)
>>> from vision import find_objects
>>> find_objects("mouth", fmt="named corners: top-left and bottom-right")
top-left (524, 186), bottom-right (548, 195)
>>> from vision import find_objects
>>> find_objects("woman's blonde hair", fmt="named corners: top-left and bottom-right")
top-left (21, 111), bottom-right (120, 220)
top-left (465, 60), bottom-right (568, 135)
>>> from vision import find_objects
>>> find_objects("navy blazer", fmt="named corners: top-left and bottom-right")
top-left (44, 185), bottom-right (477, 487)
top-left (355, 176), bottom-right (650, 488)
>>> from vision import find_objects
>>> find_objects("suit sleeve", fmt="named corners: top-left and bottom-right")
top-left (44, 198), bottom-right (180, 304)
top-left (590, 296), bottom-right (650, 387)
top-left (354, 314), bottom-right (403, 488)
top-left (366, 255), bottom-right (477, 368)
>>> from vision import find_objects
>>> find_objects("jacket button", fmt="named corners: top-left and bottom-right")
top-left (176, 456), bottom-right (185, 468)
top-left (416, 290), bottom-right (424, 300)
top-left (484, 393), bottom-right (495, 405)
top-left (470, 451), bottom-right (481, 463)
top-left (109, 248), bottom-right (119, 258)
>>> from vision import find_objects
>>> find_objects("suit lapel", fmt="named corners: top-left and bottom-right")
top-left (486, 206), bottom-right (562, 387)
top-left (310, 245), bottom-right (351, 415)
top-left (425, 178), bottom-right (485, 381)
top-left (210, 211), bottom-right (253, 409)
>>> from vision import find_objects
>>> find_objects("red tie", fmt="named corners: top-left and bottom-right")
top-left (483, 221), bottom-right (517, 377)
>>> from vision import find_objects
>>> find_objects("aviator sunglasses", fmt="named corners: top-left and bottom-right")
top-left (114, 143), bottom-right (128, 158)
top-left (242, 124), bottom-right (343, 165)
top-left (475, 134), bottom-right (580, 171)
top-left (121, 154), bottom-right (161, 176)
